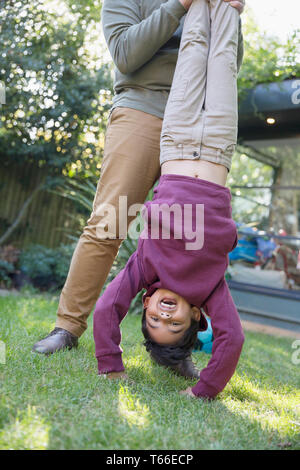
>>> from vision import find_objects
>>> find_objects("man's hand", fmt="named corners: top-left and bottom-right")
top-left (179, 0), bottom-right (245, 15)
top-left (224, 0), bottom-right (245, 15)
top-left (179, 386), bottom-right (197, 398)
top-left (178, 0), bottom-right (193, 10)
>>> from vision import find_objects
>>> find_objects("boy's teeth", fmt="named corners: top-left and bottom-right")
top-left (161, 300), bottom-right (175, 306)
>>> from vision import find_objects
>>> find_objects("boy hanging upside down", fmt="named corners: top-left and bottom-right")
top-left (93, 0), bottom-right (245, 400)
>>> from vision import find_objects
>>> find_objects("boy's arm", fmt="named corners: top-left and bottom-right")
top-left (101, 0), bottom-right (187, 74)
top-left (93, 250), bottom-right (144, 374)
top-left (191, 276), bottom-right (245, 399)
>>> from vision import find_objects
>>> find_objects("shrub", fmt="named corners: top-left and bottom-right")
top-left (0, 245), bottom-right (21, 288)
top-left (0, 260), bottom-right (15, 288)
top-left (19, 243), bottom-right (76, 291)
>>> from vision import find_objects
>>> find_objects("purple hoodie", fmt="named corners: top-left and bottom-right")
top-left (93, 174), bottom-right (245, 399)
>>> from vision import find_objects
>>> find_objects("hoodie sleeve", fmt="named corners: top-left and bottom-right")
top-left (93, 250), bottom-right (144, 374)
top-left (191, 277), bottom-right (245, 399)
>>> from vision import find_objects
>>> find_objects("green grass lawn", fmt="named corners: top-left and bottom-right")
top-left (0, 290), bottom-right (299, 450)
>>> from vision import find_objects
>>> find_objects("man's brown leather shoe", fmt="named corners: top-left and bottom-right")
top-left (32, 328), bottom-right (78, 355)
top-left (169, 356), bottom-right (201, 379)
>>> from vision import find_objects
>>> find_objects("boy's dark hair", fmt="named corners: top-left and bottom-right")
top-left (141, 308), bottom-right (199, 367)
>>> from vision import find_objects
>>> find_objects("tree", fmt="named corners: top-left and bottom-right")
top-left (0, 0), bottom-right (113, 243)
top-left (237, 9), bottom-right (300, 99)
top-left (0, 0), bottom-right (112, 177)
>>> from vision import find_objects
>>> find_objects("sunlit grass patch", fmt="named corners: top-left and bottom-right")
top-left (0, 406), bottom-right (49, 450)
top-left (118, 385), bottom-right (150, 428)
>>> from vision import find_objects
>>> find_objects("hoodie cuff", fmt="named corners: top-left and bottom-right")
top-left (97, 354), bottom-right (125, 374)
top-left (191, 380), bottom-right (219, 400)
top-left (164, 0), bottom-right (187, 20)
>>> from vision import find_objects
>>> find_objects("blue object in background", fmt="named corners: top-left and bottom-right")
top-left (229, 238), bottom-right (258, 262)
top-left (228, 223), bottom-right (276, 263)
top-left (193, 317), bottom-right (213, 354)
top-left (256, 237), bottom-right (277, 259)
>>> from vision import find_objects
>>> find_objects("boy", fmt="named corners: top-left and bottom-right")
top-left (93, 0), bottom-right (245, 400)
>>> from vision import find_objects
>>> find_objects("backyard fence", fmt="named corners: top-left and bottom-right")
top-left (0, 162), bottom-right (81, 249)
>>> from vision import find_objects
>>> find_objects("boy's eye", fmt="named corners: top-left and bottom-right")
top-left (151, 316), bottom-right (159, 322)
top-left (172, 322), bottom-right (180, 326)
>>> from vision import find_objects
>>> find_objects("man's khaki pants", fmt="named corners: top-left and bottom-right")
top-left (56, 107), bottom-right (162, 336)
top-left (160, 0), bottom-right (239, 171)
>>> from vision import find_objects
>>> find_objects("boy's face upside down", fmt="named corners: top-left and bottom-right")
top-left (143, 288), bottom-right (201, 345)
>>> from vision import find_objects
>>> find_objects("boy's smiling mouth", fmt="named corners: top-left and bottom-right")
top-left (159, 297), bottom-right (177, 311)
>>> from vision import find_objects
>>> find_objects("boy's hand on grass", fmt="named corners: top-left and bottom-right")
top-left (106, 371), bottom-right (130, 380)
top-left (100, 371), bottom-right (135, 384)
top-left (179, 387), bottom-right (197, 398)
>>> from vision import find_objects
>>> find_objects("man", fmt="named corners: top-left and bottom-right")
top-left (32, 0), bottom-right (245, 355)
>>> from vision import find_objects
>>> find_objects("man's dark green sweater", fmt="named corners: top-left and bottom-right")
top-left (102, 0), bottom-right (244, 119)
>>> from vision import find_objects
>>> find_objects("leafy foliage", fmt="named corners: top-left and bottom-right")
top-left (0, 0), bottom-right (112, 180)
top-left (0, 260), bottom-right (15, 288)
top-left (238, 10), bottom-right (300, 99)
top-left (19, 242), bottom-right (76, 290)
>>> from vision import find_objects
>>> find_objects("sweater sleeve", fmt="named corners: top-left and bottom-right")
top-left (101, 0), bottom-right (187, 74)
top-left (191, 277), bottom-right (245, 399)
top-left (93, 250), bottom-right (144, 374)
